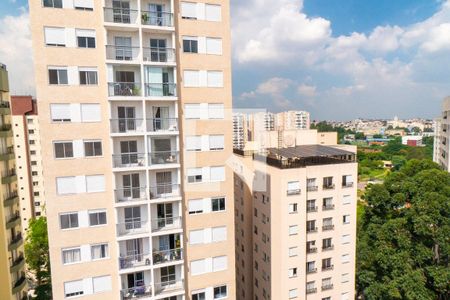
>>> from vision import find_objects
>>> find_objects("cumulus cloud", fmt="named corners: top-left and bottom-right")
top-left (0, 11), bottom-right (34, 95)
top-left (297, 84), bottom-right (316, 97)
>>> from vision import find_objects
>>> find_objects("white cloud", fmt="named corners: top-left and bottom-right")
top-left (297, 84), bottom-right (316, 97)
top-left (256, 77), bottom-right (292, 95)
top-left (0, 11), bottom-right (34, 95)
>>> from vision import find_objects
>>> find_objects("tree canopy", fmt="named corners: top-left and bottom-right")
top-left (357, 160), bottom-right (450, 299)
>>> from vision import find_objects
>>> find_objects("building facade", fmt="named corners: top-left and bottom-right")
top-left (233, 143), bottom-right (357, 300)
top-left (0, 64), bottom-right (28, 300)
top-left (276, 111), bottom-right (310, 131)
top-left (29, 1), bottom-right (234, 299)
top-left (232, 113), bottom-right (247, 150)
top-left (11, 96), bottom-right (45, 232)
top-left (433, 97), bottom-right (450, 171)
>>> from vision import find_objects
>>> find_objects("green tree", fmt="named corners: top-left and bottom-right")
top-left (25, 217), bottom-right (52, 299)
top-left (357, 160), bottom-right (450, 299)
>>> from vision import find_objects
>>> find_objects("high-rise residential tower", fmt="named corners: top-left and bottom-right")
top-left (0, 64), bottom-right (28, 300)
top-left (29, 1), bottom-right (235, 299)
top-left (434, 97), bottom-right (450, 172)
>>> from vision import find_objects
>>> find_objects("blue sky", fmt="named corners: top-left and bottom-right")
top-left (1, 0), bottom-right (450, 120)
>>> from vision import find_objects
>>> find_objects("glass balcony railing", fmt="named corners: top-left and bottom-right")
top-left (141, 11), bottom-right (173, 27)
top-left (145, 83), bottom-right (176, 97)
top-left (146, 118), bottom-right (178, 132)
top-left (108, 82), bottom-right (142, 97)
top-left (119, 252), bottom-right (152, 270)
top-left (113, 153), bottom-right (146, 168)
top-left (143, 47), bottom-right (175, 63)
top-left (116, 219), bottom-right (149, 236)
top-left (104, 7), bottom-right (139, 24)
top-left (149, 184), bottom-right (180, 200)
top-left (153, 248), bottom-right (183, 265)
top-left (149, 151), bottom-right (179, 165)
top-left (110, 118), bottom-right (146, 133)
top-left (151, 216), bottom-right (181, 232)
top-left (154, 279), bottom-right (184, 295)
top-left (121, 285), bottom-right (152, 300)
top-left (115, 187), bottom-right (147, 203)
top-left (106, 45), bottom-right (140, 61)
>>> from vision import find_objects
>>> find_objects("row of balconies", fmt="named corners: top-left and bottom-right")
top-left (106, 45), bottom-right (175, 63)
top-left (115, 184), bottom-right (181, 203)
top-left (108, 82), bottom-right (176, 97)
top-left (306, 284), bottom-right (334, 294)
top-left (119, 247), bottom-right (183, 270)
top-left (307, 204), bottom-right (335, 213)
top-left (104, 7), bottom-right (174, 28)
top-left (112, 151), bottom-right (179, 168)
top-left (307, 225), bottom-right (335, 233)
top-left (116, 216), bottom-right (182, 237)
top-left (306, 265), bottom-right (334, 274)
top-left (110, 118), bottom-right (178, 134)
top-left (307, 245), bottom-right (335, 254)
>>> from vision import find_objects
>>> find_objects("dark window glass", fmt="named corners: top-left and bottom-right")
top-left (211, 197), bottom-right (225, 211)
top-left (183, 39), bottom-right (198, 53)
top-left (43, 0), bottom-right (62, 8)
top-left (48, 69), bottom-right (58, 84)
top-left (84, 141), bottom-right (102, 157)
top-left (79, 71), bottom-right (98, 85)
top-left (77, 37), bottom-right (96, 48)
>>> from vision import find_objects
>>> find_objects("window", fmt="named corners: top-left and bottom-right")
top-left (288, 268), bottom-right (297, 278)
top-left (184, 70), bottom-right (200, 87)
top-left (322, 238), bottom-right (333, 250)
top-left (91, 243), bottom-right (108, 260)
top-left (89, 210), bottom-right (107, 226)
top-left (212, 226), bottom-right (227, 242)
top-left (185, 104), bottom-right (201, 119)
top-left (210, 166), bottom-right (225, 181)
top-left (43, 0), bottom-right (63, 8)
top-left (307, 240), bottom-right (316, 253)
top-left (79, 69), bottom-right (98, 85)
top-left (181, 2), bottom-right (197, 19)
top-left (56, 176), bottom-right (76, 194)
top-left (307, 220), bottom-right (316, 232)
top-left (343, 195), bottom-right (351, 205)
top-left (341, 273), bottom-right (350, 283)
top-left (206, 37), bottom-right (222, 55)
top-left (289, 225), bottom-right (298, 235)
top-left (80, 103), bottom-right (101, 122)
top-left (323, 197), bottom-right (333, 209)
top-left (84, 140), bottom-right (102, 157)
top-left (54, 141), bottom-right (73, 158)
top-left (186, 136), bottom-right (202, 151)
top-left (50, 104), bottom-right (71, 122)
top-left (341, 254), bottom-right (350, 264)
top-left (73, 0), bottom-right (94, 10)
top-left (44, 27), bottom-right (65, 46)
top-left (62, 248), bottom-right (81, 264)
top-left (60, 213), bottom-right (79, 229)
top-left (211, 197), bottom-right (225, 212)
top-left (342, 175), bottom-right (353, 187)
top-left (190, 259), bottom-right (206, 275)
top-left (205, 4), bottom-right (221, 22)
top-left (92, 275), bottom-right (112, 293)
top-left (322, 258), bottom-right (333, 270)
top-left (187, 168), bottom-right (202, 183)
top-left (289, 289), bottom-right (298, 299)
top-left (76, 29), bottom-right (96, 48)
top-left (208, 104), bottom-right (224, 119)
top-left (86, 175), bottom-right (105, 193)
top-left (207, 71), bottom-right (223, 87)
top-left (29, 140), bottom-right (36, 145)
top-left (307, 261), bottom-right (316, 272)
top-left (48, 68), bottom-right (68, 84)
top-left (288, 246), bottom-right (298, 257)
top-left (287, 181), bottom-right (300, 195)
top-left (342, 292), bottom-right (350, 300)
top-left (212, 256), bottom-right (227, 272)
top-left (343, 214), bottom-right (350, 224)
top-left (341, 234), bottom-right (351, 244)
top-left (183, 36), bottom-right (198, 53)
top-left (189, 229), bottom-right (204, 245)
top-left (323, 176), bottom-right (334, 188)
top-left (188, 199), bottom-right (203, 214)
top-left (307, 199), bottom-right (317, 212)
top-left (289, 203), bottom-right (298, 213)
top-left (213, 285), bottom-right (227, 299)
top-left (192, 291), bottom-right (206, 300)
top-left (209, 135), bottom-right (224, 150)
top-left (64, 280), bottom-right (84, 297)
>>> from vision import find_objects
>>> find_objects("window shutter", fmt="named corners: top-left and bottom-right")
top-left (190, 259), bottom-right (205, 275)
top-left (189, 199), bottom-right (203, 213)
top-left (209, 135), bottom-right (224, 150)
top-left (207, 71), bottom-right (223, 87)
top-left (76, 29), bottom-right (95, 38)
top-left (86, 175), bottom-right (105, 193)
top-left (208, 104), bottom-right (224, 119)
top-left (341, 234), bottom-right (351, 244)
top-left (287, 181), bottom-right (300, 191)
top-left (92, 276), bottom-right (111, 293)
top-left (50, 104), bottom-right (71, 121)
top-left (212, 226), bottom-right (226, 242)
top-left (80, 104), bottom-right (101, 122)
top-left (73, 0), bottom-right (94, 9)
top-left (186, 136), bottom-right (202, 151)
top-left (181, 2), bottom-right (197, 19)
top-left (185, 104), bottom-right (201, 119)
top-left (64, 280), bottom-right (84, 296)
top-left (205, 4), bottom-right (221, 21)
top-left (44, 27), bottom-right (66, 45)
top-left (212, 255), bottom-right (227, 271)
top-left (57, 177), bottom-right (77, 194)
top-left (206, 38), bottom-right (222, 55)
top-left (210, 166), bottom-right (225, 181)
top-left (189, 229), bottom-right (204, 245)
top-left (184, 70), bottom-right (200, 87)
top-left (343, 195), bottom-right (351, 204)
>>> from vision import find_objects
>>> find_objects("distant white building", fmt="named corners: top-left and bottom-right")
top-left (402, 135), bottom-right (423, 146)
top-left (434, 97), bottom-right (450, 171)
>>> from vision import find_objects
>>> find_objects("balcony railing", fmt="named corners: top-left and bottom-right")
top-left (141, 11), bottom-right (173, 27)
top-left (113, 153), bottom-right (146, 168)
top-left (119, 252), bottom-right (152, 270)
top-left (10, 253), bottom-right (25, 273)
top-left (104, 7), bottom-right (139, 24)
top-left (307, 185), bottom-right (318, 192)
top-left (322, 265), bottom-right (334, 271)
top-left (322, 284), bottom-right (334, 291)
top-left (0, 146), bottom-right (14, 159)
top-left (286, 189), bottom-right (301, 196)
top-left (149, 184), bottom-right (180, 200)
top-left (322, 204), bottom-right (335, 211)
top-left (121, 285), bottom-right (152, 300)
top-left (12, 272), bottom-right (26, 294)
top-left (116, 219), bottom-right (148, 236)
top-left (108, 82), bottom-right (142, 97)
top-left (322, 245), bottom-right (334, 251)
top-left (154, 279), bottom-right (184, 294)
top-left (106, 45), bottom-right (140, 61)
top-left (149, 151), bottom-right (179, 165)
top-left (6, 211), bottom-right (20, 228)
top-left (307, 206), bottom-right (318, 213)
top-left (322, 224), bottom-right (334, 231)
top-left (143, 47), bottom-right (176, 63)
top-left (0, 124), bottom-right (12, 132)
top-left (153, 248), bottom-right (183, 264)
top-left (151, 216), bottom-right (181, 232)
top-left (307, 227), bottom-right (318, 233)
top-left (110, 118), bottom-right (146, 133)
top-left (147, 118), bottom-right (178, 132)
top-left (306, 268), bottom-right (317, 274)
top-left (0, 101), bottom-right (10, 108)
top-left (342, 182), bottom-right (354, 188)
top-left (8, 233), bottom-right (22, 250)
top-left (323, 184), bottom-right (335, 190)
top-left (306, 288), bottom-right (317, 294)
top-left (145, 83), bottom-right (176, 97)
top-left (307, 247), bottom-right (317, 254)
top-left (4, 191), bottom-right (19, 207)
top-left (115, 187), bottom-right (147, 203)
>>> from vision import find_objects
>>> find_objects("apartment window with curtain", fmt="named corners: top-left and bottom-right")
top-left (84, 140), bottom-right (102, 157)
top-left (60, 213), bottom-right (79, 229)
top-left (88, 210), bottom-right (107, 226)
top-left (48, 67), bottom-right (68, 85)
top-left (62, 247), bottom-right (81, 264)
top-left (54, 141), bottom-right (74, 158)
top-left (91, 243), bottom-right (109, 260)
top-left (183, 36), bottom-right (198, 53)
top-left (43, 0), bottom-right (63, 8)
top-left (79, 69), bottom-right (98, 85)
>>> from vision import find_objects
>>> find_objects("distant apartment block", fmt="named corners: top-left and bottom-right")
top-left (232, 131), bottom-right (357, 300)
top-left (233, 113), bottom-right (248, 150)
top-left (29, 1), bottom-right (235, 299)
top-left (11, 96), bottom-right (45, 232)
top-left (0, 64), bottom-right (28, 300)
top-left (434, 97), bottom-right (450, 171)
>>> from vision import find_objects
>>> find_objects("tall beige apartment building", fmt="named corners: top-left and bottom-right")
top-left (10, 96), bottom-right (45, 233)
top-left (29, 1), bottom-right (235, 299)
top-left (0, 64), bottom-right (28, 300)
top-left (433, 97), bottom-right (450, 171)
top-left (233, 134), bottom-right (357, 300)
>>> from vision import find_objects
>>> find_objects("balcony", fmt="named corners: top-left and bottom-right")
top-left (3, 191), bottom-right (19, 207)
top-left (307, 185), bottom-right (318, 192)
top-left (145, 83), bottom-right (176, 97)
top-left (286, 189), bottom-right (301, 196)
top-left (149, 151), bottom-right (179, 166)
top-left (10, 253), bottom-right (25, 273)
top-left (8, 233), bottom-right (23, 251)
top-left (322, 284), bottom-right (334, 291)
top-left (115, 187), bottom-right (147, 204)
top-left (143, 47), bottom-right (175, 63)
top-left (307, 206), bottom-right (318, 213)
top-left (2, 169), bottom-right (17, 184)
top-left (11, 273), bottom-right (27, 295)
top-left (322, 204), bottom-right (335, 211)
top-left (306, 247), bottom-right (317, 254)
top-left (104, 7), bottom-right (139, 24)
top-left (306, 288), bottom-right (317, 294)
top-left (108, 82), bottom-right (142, 97)
top-left (151, 216), bottom-right (182, 232)
top-left (6, 211), bottom-right (20, 229)
top-left (121, 285), bottom-right (152, 300)
top-left (306, 227), bottom-right (318, 234)
top-left (342, 182), bottom-right (354, 188)
top-left (106, 45), bottom-right (140, 61)
top-left (117, 219), bottom-right (149, 236)
top-left (0, 100), bottom-right (10, 114)
top-left (322, 245), bottom-right (334, 251)
top-left (153, 248), bottom-right (183, 265)
top-left (119, 253), bottom-right (152, 270)
top-left (141, 10), bottom-right (173, 27)
top-left (0, 146), bottom-right (14, 161)
top-left (110, 118), bottom-right (146, 134)
top-left (154, 280), bottom-right (184, 295)
top-left (306, 268), bottom-right (317, 274)
top-left (322, 225), bottom-right (334, 231)
top-left (0, 124), bottom-right (12, 137)
top-left (323, 184), bottom-right (335, 190)
top-left (322, 265), bottom-right (334, 271)
top-left (149, 184), bottom-right (180, 200)
top-left (113, 153), bottom-right (146, 168)
top-left (147, 118), bottom-right (178, 132)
